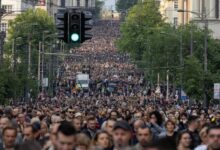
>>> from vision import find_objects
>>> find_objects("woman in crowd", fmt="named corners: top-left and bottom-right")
top-left (91, 130), bottom-right (112, 150)
top-left (75, 133), bottom-right (91, 150)
top-left (149, 111), bottom-right (165, 136)
top-left (177, 131), bottom-right (193, 150)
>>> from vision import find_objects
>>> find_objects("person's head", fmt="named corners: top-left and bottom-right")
top-left (17, 113), bottom-right (25, 124)
top-left (199, 126), bottom-right (208, 145)
top-left (56, 121), bottom-right (76, 150)
top-left (105, 119), bottom-right (116, 135)
top-left (133, 119), bottom-right (145, 133)
top-left (134, 112), bottom-right (142, 120)
top-left (41, 121), bottom-right (48, 136)
top-left (136, 125), bottom-right (152, 147)
top-left (87, 117), bottom-right (97, 130)
top-left (75, 133), bottom-right (91, 150)
top-left (3, 126), bottom-right (17, 149)
top-left (207, 125), bottom-right (220, 150)
top-left (149, 111), bottom-right (163, 126)
top-left (51, 114), bottom-right (62, 125)
top-left (0, 116), bottom-right (10, 131)
top-left (180, 113), bottom-right (188, 124)
top-left (110, 111), bottom-right (118, 120)
top-left (50, 123), bottom-right (59, 146)
top-left (72, 118), bottom-right (82, 132)
top-left (23, 125), bottom-right (35, 141)
top-left (92, 130), bottom-right (112, 149)
top-left (66, 108), bottom-right (75, 119)
top-left (112, 120), bottom-right (132, 148)
top-left (177, 131), bottom-right (192, 149)
top-left (187, 115), bottom-right (200, 131)
top-left (165, 120), bottom-right (176, 133)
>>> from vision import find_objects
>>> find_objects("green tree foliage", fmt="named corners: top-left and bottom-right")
top-left (4, 8), bottom-right (56, 100)
top-left (94, 0), bottom-right (104, 19)
top-left (117, 0), bottom-right (220, 101)
top-left (116, 0), bottom-right (138, 12)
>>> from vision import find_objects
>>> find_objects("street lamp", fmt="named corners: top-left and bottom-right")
top-left (160, 31), bottom-right (183, 102)
top-left (177, 8), bottom-right (208, 107)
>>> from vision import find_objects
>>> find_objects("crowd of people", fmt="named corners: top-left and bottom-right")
top-left (2, 20), bottom-right (220, 150)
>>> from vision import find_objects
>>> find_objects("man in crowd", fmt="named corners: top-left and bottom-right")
top-left (83, 116), bottom-right (97, 139)
top-left (72, 117), bottom-right (82, 133)
top-left (134, 125), bottom-right (153, 150)
top-left (0, 126), bottom-right (17, 150)
top-left (112, 120), bottom-right (132, 150)
top-left (206, 125), bottom-right (220, 150)
top-left (186, 115), bottom-right (201, 148)
top-left (23, 124), bottom-right (35, 142)
top-left (56, 121), bottom-right (76, 150)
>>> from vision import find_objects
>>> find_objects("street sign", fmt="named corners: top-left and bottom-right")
top-left (214, 83), bottom-right (220, 99)
top-left (43, 78), bottom-right (48, 87)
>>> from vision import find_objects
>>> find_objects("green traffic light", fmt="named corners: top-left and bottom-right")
top-left (71, 33), bottom-right (80, 42)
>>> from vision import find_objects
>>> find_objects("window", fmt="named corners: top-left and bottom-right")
top-left (77, 0), bottom-right (80, 7)
top-left (2, 5), bottom-right (13, 13)
top-left (0, 23), bottom-right (8, 32)
top-left (85, 0), bottom-right (89, 7)
top-left (173, 17), bottom-right (178, 27)
top-left (216, 0), bottom-right (219, 19)
top-left (174, 0), bottom-right (178, 10)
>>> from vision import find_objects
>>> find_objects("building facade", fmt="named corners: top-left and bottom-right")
top-left (160, 0), bottom-right (220, 39)
top-left (1, 0), bottom-right (34, 32)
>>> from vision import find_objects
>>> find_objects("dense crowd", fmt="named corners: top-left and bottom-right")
top-left (1, 20), bottom-right (220, 150)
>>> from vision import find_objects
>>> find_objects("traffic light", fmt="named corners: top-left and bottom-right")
top-left (68, 10), bottom-right (81, 43)
top-left (81, 11), bottom-right (93, 43)
top-left (55, 8), bottom-right (68, 43)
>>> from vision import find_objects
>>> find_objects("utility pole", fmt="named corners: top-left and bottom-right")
top-left (202, 0), bottom-right (208, 108)
top-left (38, 42), bottom-right (41, 92)
top-left (12, 39), bottom-right (15, 73)
top-left (28, 41), bottom-right (31, 77)
top-left (190, 24), bottom-right (193, 56)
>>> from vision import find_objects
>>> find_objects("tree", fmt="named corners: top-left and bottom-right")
top-left (117, 0), bottom-right (220, 102)
top-left (94, 0), bottom-right (104, 19)
top-left (116, 0), bottom-right (138, 12)
top-left (4, 8), bottom-right (56, 100)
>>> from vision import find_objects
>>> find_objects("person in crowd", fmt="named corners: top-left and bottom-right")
top-left (56, 121), bottom-right (76, 150)
top-left (159, 120), bottom-right (178, 143)
top-left (23, 124), bottom-right (35, 142)
top-left (83, 117), bottom-right (97, 139)
top-left (149, 111), bottom-right (165, 136)
top-left (112, 120), bottom-right (132, 150)
top-left (15, 141), bottom-right (41, 150)
top-left (65, 108), bottom-right (75, 123)
top-left (133, 125), bottom-right (153, 150)
top-left (75, 133), bottom-right (91, 150)
top-left (195, 126), bottom-right (208, 150)
top-left (206, 125), bottom-right (220, 150)
top-left (178, 113), bottom-right (188, 131)
top-left (92, 130), bottom-right (112, 150)
top-left (72, 117), bottom-right (82, 133)
top-left (0, 126), bottom-right (17, 150)
top-left (103, 119), bottom-right (116, 136)
top-left (186, 116), bottom-right (201, 148)
top-left (177, 131), bottom-right (193, 150)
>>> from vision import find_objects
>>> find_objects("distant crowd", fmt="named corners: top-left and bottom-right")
top-left (1, 20), bottom-right (220, 150)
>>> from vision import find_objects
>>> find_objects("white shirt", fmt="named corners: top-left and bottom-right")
top-left (194, 145), bottom-right (207, 150)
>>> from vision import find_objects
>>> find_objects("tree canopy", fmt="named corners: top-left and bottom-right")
top-left (117, 0), bottom-right (220, 103)
top-left (2, 8), bottom-right (56, 102)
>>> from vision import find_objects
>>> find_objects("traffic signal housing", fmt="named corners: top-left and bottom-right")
top-left (55, 8), bottom-right (68, 43)
top-left (68, 10), bottom-right (81, 43)
top-left (81, 11), bottom-right (93, 43)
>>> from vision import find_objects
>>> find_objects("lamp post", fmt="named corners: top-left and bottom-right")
top-left (160, 31), bottom-right (183, 102)
top-left (178, 7), bottom-right (208, 107)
